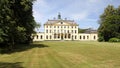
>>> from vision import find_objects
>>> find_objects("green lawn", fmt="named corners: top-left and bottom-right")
top-left (0, 41), bottom-right (120, 68)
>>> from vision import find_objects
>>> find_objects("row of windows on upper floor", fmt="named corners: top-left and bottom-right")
top-left (35, 35), bottom-right (97, 40)
top-left (46, 30), bottom-right (77, 33)
top-left (45, 26), bottom-right (77, 29)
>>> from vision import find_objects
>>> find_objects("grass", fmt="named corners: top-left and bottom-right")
top-left (0, 41), bottom-right (120, 68)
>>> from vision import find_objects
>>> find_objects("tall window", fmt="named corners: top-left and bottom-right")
top-left (75, 36), bottom-right (77, 39)
top-left (87, 36), bottom-right (89, 39)
top-left (46, 35), bottom-right (48, 39)
top-left (80, 36), bottom-right (81, 39)
top-left (41, 35), bottom-right (43, 39)
top-left (46, 30), bottom-right (48, 33)
top-left (75, 30), bottom-right (76, 33)
top-left (94, 36), bottom-right (96, 39)
top-left (36, 35), bottom-right (39, 39)
top-left (46, 26), bottom-right (48, 28)
top-left (75, 26), bottom-right (76, 28)
top-left (50, 35), bottom-right (52, 39)
top-left (50, 30), bottom-right (51, 33)
top-left (54, 33), bottom-right (56, 39)
top-left (83, 36), bottom-right (85, 39)
top-left (64, 30), bottom-right (66, 33)
top-left (68, 30), bottom-right (69, 33)
top-left (58, 34), bottom-right (60, 38)
top-left (68, 34), bottom-right (71, 38)
top-left (65, 34), bottom-right (67, 38)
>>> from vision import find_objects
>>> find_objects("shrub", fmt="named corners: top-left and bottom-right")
top-left (109, 38), bottom-right (120, 42)
top-left (98, 37), bottom-right (104, 42)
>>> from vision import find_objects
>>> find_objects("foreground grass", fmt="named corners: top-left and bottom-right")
top-left (0, 41), bottom-right (120, 68)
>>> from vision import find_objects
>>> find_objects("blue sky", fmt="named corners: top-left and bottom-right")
top-left (33, 0), bottom-right (120, 32)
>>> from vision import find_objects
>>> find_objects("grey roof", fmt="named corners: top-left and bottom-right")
top-left (44, 19), bottom-right (78, 26)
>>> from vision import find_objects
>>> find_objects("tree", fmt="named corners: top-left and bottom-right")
top-left (78, 28), bottom-right (86, 33)
top-left (0, 0), bottom-right (36, 50)
top-left (98, 5), bottom-right (120, 42)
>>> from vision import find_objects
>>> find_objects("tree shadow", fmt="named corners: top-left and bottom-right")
top-left (1, 43), bottom-right (49, 54)
top-left (0, 62), bottom-right (24, 68)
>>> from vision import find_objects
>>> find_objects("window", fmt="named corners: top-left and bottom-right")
top-left (75, 26), bottom-right (76, 28)
top-left (94, 36), bottom-right (96, 39)
top-left (46, 30), bottom-right (48, 33)
top-left (46, 35), bottom-right (48, 39)
top-left (46, 26), bottom-right (48, 28)
top-left (87, 36), bottom-right (89, 39)
top-left (54, 33), bottom-right (56, 38)
top-left (83, 36), bottom-right (85, 39)
top-left (58, 26), bottom-right (59, 28)
top-left (61, 22), bottom-right (63, 24)
top-left (80, 36), bottom-right (81, 39)
top-left (65, 34), bottom-right (67, 38)
top-left (68, 34), bottom-right (71, 38)
top-left (64, 30), bottom-right (66, 33)
top-left (72, 30), bottom-right (73, 33)
top-left (72, 26), bottom-right (73, 28)
top-left (58, 34), bottom-right (60, 38)
top-left (75, 30), bottom-right (76, 33)
top-left (68, 30), bottom-right (69, 33)
top-left (36, 35), bottom-right (39, 39)
top-left (75, 36), bottom-right (77, 39)
top-left (72, 35), bottom-right (74, 40)
top-left (50, 26), bottom-right (51, 28)
top-left (41, 35), bottom-right (43, 39)
top-left (50, 35), bottom-right (52, 39)
top-left (54, 26), bottom-right (56, 28)
top-left (50, 30), bottom-right (51, 33)
top-left (64, 26), bottom-right (66, 28)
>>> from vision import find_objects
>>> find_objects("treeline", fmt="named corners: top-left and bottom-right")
top-left (98, 5), bottom-right (120, 42)
top-left (0, 0), bottom-right (37, 50)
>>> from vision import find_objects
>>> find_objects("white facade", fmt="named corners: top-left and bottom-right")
top-left (33, 14), bottom-right (98, 41)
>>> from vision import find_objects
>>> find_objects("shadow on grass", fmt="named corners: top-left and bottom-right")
top-left (0, 62), bottom-right (24, 68)
top-left (1, 43), bottom-right (49, 54)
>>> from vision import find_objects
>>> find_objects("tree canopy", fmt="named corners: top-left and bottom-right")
top-left (98, 5), bottom-right (120, 42)
top-left (0, 0), bottom-right (36, 50)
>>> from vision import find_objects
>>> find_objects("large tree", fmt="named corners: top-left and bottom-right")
top-left (0, 0), bottom-right (36, 49)
top-left (98, 5), bottom-right (120, 41)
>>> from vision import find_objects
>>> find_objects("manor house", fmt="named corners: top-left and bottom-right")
top-left (33, 13), bottom-right (98, 41)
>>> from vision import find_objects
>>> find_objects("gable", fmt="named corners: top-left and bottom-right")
top-left (53, 22), bottom-right (71, 26)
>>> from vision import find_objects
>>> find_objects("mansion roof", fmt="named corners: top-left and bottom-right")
top-left (44, 13), bottom-right (78, 26)
top-left (44, 19), bottom-right (78, 26)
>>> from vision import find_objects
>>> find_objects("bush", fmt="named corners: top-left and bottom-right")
top-left (98, 37), bottom-right (104, 42)
top-left (109, 38), bottom-right (120, 42)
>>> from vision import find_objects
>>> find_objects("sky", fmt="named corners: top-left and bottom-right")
top-left (33, 0), bottom-right (120, 32)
